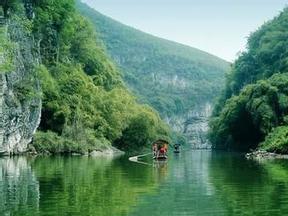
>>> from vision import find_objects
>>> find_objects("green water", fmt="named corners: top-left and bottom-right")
top-left (1, 150), bottom-right (288, 216)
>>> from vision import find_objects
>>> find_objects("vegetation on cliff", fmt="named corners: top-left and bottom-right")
top-left (209, 8), bottom-right (288, 152)
top-left (4, 0), bottom-right (170, 154)
top-left (77, 2), bottom-right (230, 118)
top-left (0, 26), bottom-right (14, 72)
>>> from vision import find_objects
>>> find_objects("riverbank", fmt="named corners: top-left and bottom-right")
top-left (23, 145), bottom-right (125, 158)
top-left (89, 146), bottom-right (125, 157)
top-left (246, 150), bottom-right (288, 160)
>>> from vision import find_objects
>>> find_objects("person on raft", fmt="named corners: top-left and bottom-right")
top-left (174, 143), bottom-right (180, 151)
top-left (153, 143), bottom-right (158, 157)
top-left (159, 144), bottom-right (167, 156)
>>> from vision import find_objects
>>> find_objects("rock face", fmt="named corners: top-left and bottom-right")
top-left (167, 103), bottom-right (212, 149)
top-left (246, 150), bottom-right (288, 160)
top-left (0, 17), bottom-right (41, 155)
top-left (89, 146), bottom-right (125, 157)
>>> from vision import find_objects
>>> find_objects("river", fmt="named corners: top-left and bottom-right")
top-left (1, 150), bottom-right (288, 215)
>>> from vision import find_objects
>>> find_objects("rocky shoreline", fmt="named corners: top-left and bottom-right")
top-left (89, 146), bottom-right (125, 157)
top-left (246, 150), bottom-right (288, 160)
top-left (0, 145), bottom-right (125, 158)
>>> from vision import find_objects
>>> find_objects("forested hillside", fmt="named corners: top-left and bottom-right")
top-left (209, 8), bottom-right (288, 152)
top-left (77, 2), bottom-right (230, 118)
top-left (1, 0), bottom-right (169, 154)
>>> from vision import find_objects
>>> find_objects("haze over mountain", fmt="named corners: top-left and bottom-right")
top-left (77, 2), bottom-right (230, 147)
top-left (81, 0), bottom-right (288, 61)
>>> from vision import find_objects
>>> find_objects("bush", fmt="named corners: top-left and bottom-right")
top-left (33, 131), bottom-right (82, 154)
top-left (260, 126), bottom-right (288, 154)
top-left (209, 8), bottom-right (288, 152)
top-left (209, 73), bottom-right (288, 151)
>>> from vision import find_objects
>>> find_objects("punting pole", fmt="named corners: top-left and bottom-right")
top-left (128, 153), bottom-right (152, 165)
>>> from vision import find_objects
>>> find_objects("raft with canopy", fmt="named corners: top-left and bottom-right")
top-left (152, 139), bottom-right (169, 160)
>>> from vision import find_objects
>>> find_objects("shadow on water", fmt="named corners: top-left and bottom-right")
top-left (1, 151), bottom-right (288, 215)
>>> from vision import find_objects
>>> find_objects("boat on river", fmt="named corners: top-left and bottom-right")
top-left (152, 139), bottom-right (169, 160)
top-left (173, 144), bottom-right (180, 153)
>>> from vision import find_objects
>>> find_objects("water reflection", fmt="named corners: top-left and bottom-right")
top-left (131, 151), bottom-right (288, 216)
top-left (209, 153), bottom-right (288, 216)
top-left (153, 161), bottom-right (168, 183)
top-left (34, 156), bottom-right (161, 216)
top-left (1, 152), bottom-right (288, 216)
top-left (130, 151), bottom-right (222, 216)
top-left (0, 157), bottom-right (39, 216)
top-left (0, 156), bottom-right (159, 216)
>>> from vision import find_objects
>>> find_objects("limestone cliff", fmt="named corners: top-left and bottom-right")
top-left (167, 103), bottom-right (212, 149)
top-left (0, 15), bottom-right (41, 155)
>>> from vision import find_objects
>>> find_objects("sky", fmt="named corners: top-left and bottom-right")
top-left (82, 0), bottom-right (287, 62)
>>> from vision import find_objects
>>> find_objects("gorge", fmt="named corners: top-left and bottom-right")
top-left (0, 0), bottom-right (231, 154)
top-left (77, 2), bottom-right (230, 148)
top-left (1, 1), bottom-right (288, 216)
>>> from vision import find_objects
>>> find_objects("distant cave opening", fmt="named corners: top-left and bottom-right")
top-left (230, 110), bottom-right (263, 152)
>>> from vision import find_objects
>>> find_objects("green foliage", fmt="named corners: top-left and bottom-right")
top-left (32, 0), bottom-right (120, 89)
top-left (22, 0), bottom-right (170, 153)
top-left (171, 130), bottom-right (187, 146)
top-left (13, 80), bottom-right (37, 102)
top-left (210, 73), bottom-right (288, 151)
top-left (37, 62), bottom-right (169, 152)
top-left (261, 126), bottom-right (288, 154)
top-left (210, 7), bottom-right (288, 152)
top-left (0, 0), bottom-right (20, 16)
top-left (0, 26), bottom-right (14, 73)
top-left (114, 105), bottom-right (171, 152)
top-left (215, 8), bottom-right (288, 112)
top-left (33, 131), bottom-right (84, 154)
top-left (77, 2), bottom-right (230, 118)
top-left (28, 156), bottom-right (158, 216)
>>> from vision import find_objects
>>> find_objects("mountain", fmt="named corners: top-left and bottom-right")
top-left (209, 8), bottom-right (288, 152)
top-left (77, 2), bottom-right (230, 147)
top-left (0, 0), bottom-right (169, 155)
